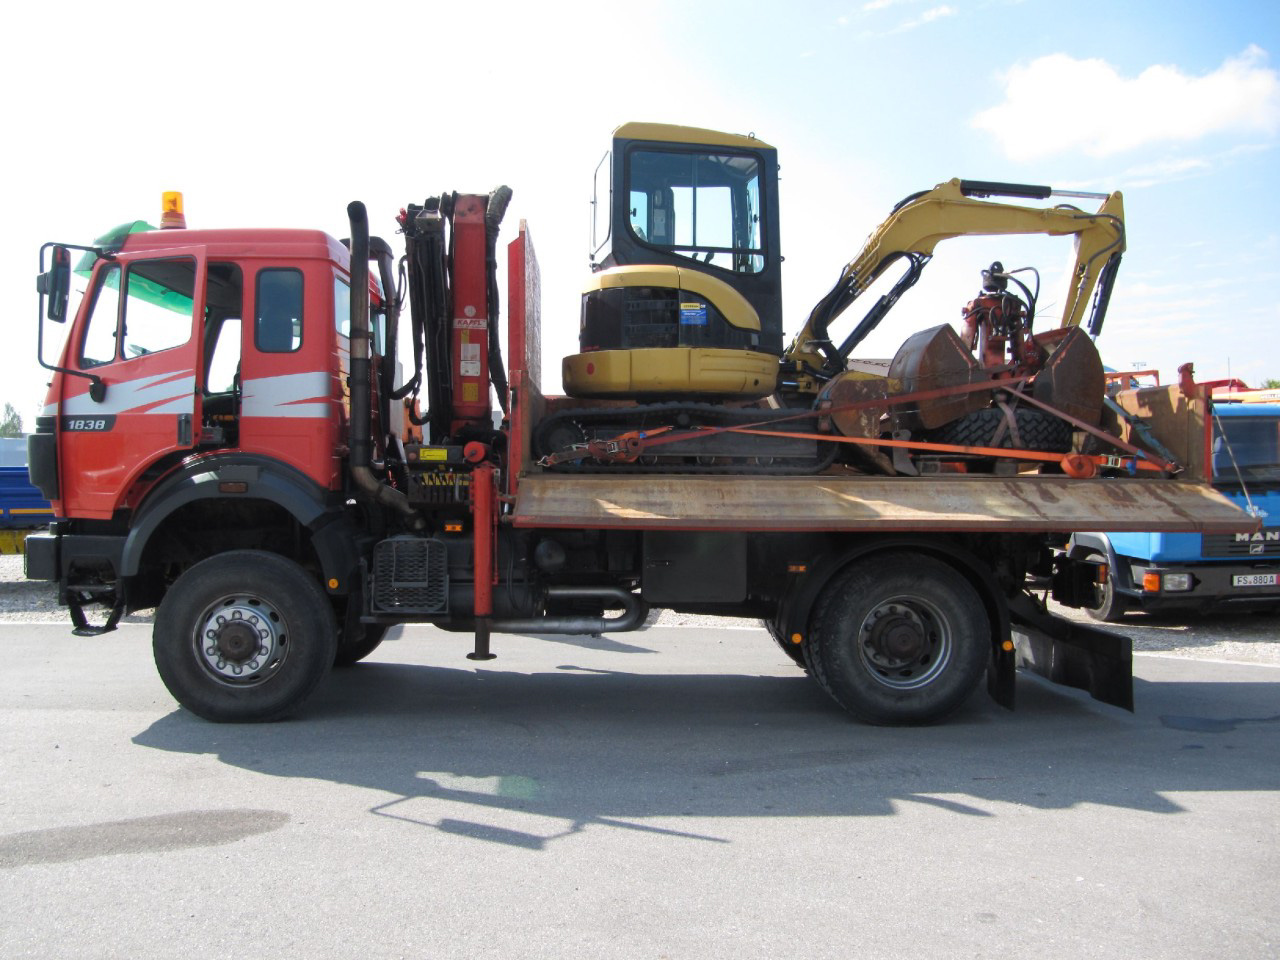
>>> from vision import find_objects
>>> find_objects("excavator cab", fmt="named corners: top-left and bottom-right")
top-left (564, 123), bottom-right (784, 400)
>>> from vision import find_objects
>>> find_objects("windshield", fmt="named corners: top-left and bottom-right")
top-left (626, 149), bottom-right (763, 273)
top-left (1212, 413), bottom-right (1280, 484)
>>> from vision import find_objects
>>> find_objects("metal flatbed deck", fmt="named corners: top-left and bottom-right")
top-left (512, 474), bottom-right (1253, 534)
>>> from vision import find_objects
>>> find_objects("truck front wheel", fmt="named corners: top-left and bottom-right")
top-left (1083, 552), bottom-right (1129, 623)
top-left (804, 553), bottom-right (989, 725)
top-left (153, 551), bottom-right (338, 722)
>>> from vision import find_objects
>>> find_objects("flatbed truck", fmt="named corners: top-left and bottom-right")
top-left (24, 126), bottom-right (1252, 724)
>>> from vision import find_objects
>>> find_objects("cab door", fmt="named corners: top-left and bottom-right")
top-left (237, 263), bottom-right (342, 489)
top-left (57, 249), bottom-right (206, 519)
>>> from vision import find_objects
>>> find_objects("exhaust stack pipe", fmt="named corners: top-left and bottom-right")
top-left (347, 201), bottom-right (417, 521)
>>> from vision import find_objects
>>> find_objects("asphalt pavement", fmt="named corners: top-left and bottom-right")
top-left (1, 622), bottom-right (1277, 959)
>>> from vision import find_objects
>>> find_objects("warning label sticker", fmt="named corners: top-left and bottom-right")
top-left (460, 342), bottom-right (482, 378)
top-left (679, 302), bottom-right (708, 326)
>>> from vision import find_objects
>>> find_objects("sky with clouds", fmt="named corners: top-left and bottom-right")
top-left (3, 0), bottom-right (1278, 429)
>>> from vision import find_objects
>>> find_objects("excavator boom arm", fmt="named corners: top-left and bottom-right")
top-left (785, 178), bottom-right (1125, 374)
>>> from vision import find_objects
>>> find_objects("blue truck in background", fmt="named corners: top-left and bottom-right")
top-left (1069, 401), bottom-right (1280, 620)
top-left (0, 437), bottom-right (54, 553)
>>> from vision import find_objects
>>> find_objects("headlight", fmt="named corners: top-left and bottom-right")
top-left (1140, 571), bottom-right (1193, 592)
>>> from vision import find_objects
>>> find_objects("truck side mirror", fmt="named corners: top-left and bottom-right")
top-left (34, 241), bottom-right (107, 401)
top-left (37, 245), bottom-right (72, 323)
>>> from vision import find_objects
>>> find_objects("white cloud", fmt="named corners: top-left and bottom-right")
top-left (1061, 142), bottom-right (1274, 191)
top-left (839, 0), bottom-right (953, 29)
top-left (973, 46), bottom-right (1280, 161)
top-left (890, 5), bottom-right (956, 32)
top-left (1111, 156), bottom-right (1214, 189)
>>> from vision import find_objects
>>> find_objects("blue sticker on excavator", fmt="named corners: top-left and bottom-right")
top-left (679, 302), bottom-right (707, 325)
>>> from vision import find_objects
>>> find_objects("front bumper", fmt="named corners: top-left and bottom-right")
top-left (1120, 561), bottom-right (1280, 610)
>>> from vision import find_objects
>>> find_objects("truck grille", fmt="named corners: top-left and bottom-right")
top-left (371, 537), bottom-right (449, 614)
top-left (1201, 529), bottom-right (1280, 558)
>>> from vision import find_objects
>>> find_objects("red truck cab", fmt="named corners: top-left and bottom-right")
top-left (28, 215), bottom-right (393, 639)
top-left (40, 227), bottom-right (358, 519)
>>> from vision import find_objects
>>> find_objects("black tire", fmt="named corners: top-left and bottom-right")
top-left (333, 623), bottom-right (389, 667)
top-left (1084, 553), bottom-right (1129, 623)
top-left (804, 552), bottom-right (990, 725)
top-left (533, 417), bottom-right (586, 459)
top-left (922, 407), bottom-right (1071, 453)
top-left (763, 619), bottom-right (807, 669)
top-left (153, 551), bottom-right (338, 722)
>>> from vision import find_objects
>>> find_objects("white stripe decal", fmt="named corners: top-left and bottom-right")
top-left (146, 396), bottom-right (200, 415)
top-left (63, 372), bottom-right (195, 416)
top-left (241, 372), bottom-right (334, 419)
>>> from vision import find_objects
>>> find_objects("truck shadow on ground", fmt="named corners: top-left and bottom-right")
top-left (131, 639), bottom-right (1280, 851)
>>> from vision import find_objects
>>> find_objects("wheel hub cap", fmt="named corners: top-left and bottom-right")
top-left (858, 598), bottom-right (952, 690)
top-left (197, 599), bottom-right (283, 682)
top-left (882, 622), bottom-right (924, 659)
top-left (215, 620), bottom-right (260, 663)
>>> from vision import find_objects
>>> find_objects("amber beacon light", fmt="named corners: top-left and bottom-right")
top-left (160, 191), bottom-right (186, 229)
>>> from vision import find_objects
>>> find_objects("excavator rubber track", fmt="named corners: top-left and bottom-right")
top-left (534, 402), bottom-right (837, 475)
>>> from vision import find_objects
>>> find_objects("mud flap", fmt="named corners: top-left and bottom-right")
top-left (1007, 593), bottom-right (1134, 711)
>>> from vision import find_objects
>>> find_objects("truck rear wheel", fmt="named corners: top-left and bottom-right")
top-left (153, 551), bottom-right (338, 722)
top-left (804, 552), bottom-right (989, 725)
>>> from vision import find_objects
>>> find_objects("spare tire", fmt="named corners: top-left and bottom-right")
top-left (921, 407), bottom-right (1071, 453)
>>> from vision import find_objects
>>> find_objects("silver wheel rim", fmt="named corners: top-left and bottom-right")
top-left (856, 594), bottom-right (952, 690)
top-left (194, 594), bottom-right (287, 686)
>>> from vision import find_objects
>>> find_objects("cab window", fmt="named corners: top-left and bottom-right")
top-left (626, 149), bottom-right (764, 273)
top-left (1213, 415), bottom-right (1280, 483)
top-left (80, 257), bottom-right (196, 366)
top-left (204, 262), bottom-right (244, 394)
top-left (121, 258), bottom-right (196, 357)
top-left (335, 274), bottom-right (385, 353)
top-left (80, 263), bottom-right (122, 367)
top-left (255, 269), bottom-right (303, 352)
top-left (335, 276), bottom-right (351, 338)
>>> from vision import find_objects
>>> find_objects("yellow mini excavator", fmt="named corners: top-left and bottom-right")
top-left (540, 122), bottom-right (1126, 475)
top-left (566, 123), bottom-right (785, 401)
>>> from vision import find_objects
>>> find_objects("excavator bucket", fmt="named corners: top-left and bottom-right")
top-left (818, 371), bottom-right (895, 474)
top-left (1031, 326), bottom-right (1105, 426)
top-left (886, 325), bottom-right (990, 431)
